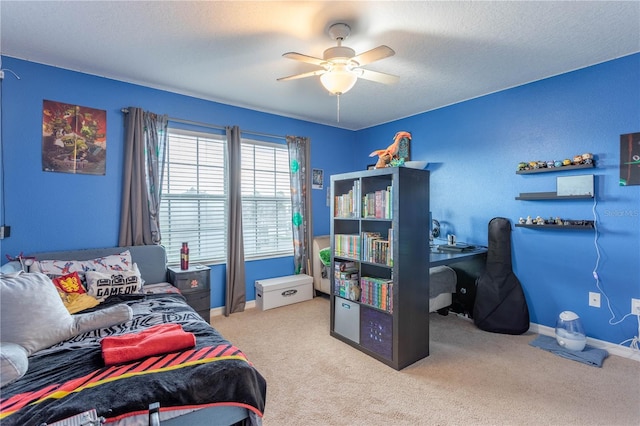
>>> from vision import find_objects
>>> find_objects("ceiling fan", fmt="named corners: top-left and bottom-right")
top-left (277, 23), bottom-right (399, 96)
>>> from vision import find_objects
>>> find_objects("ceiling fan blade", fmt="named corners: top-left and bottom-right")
top-left (351, 45), bottom-right (395, 66)
top-left (282, 52), bottom-right (326, 67)
top-left (355, 68), bottom-right (399, 85)
top-left (277, 69), bottom-right (326, 82)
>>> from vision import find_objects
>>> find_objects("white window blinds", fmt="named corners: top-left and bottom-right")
top-left (241, 140), bottom-right (293, 259)
top-left (160, 130), bottom-right (227, 265)
top-left (160, 129), bottom-right (293, 265)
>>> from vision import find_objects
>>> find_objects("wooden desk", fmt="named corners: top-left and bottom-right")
top-left (430, 247), bottom-right (487, 318)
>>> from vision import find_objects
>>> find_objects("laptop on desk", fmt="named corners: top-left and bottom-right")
top-left (436, 243), bottom-right (477, 253)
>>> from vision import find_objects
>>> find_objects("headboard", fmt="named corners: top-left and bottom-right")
top-left (27, 245), bottom-right (168, 284)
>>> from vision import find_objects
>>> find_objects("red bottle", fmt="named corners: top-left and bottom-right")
top-left (180, 242), bottom-right (189, 270)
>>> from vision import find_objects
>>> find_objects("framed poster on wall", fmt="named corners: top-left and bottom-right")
top-left (620, 132), bottom-right (640, 186)
top-left (312, 168), bottom-right (324, 189)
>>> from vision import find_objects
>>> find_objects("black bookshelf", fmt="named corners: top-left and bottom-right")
top-left (330, 167), bottom-right (430, 370)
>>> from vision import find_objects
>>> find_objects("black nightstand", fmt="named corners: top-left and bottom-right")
top-left (167, 264), bottom-right (211, 322)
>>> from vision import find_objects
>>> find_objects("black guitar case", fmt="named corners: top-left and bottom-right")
top-left (473, 217), bottom-right (530, 334)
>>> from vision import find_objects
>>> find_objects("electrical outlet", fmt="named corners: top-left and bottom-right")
top-left (632, 298), bottom-right (640, 316)
top-left (589, 292), bottom-right (601, 308)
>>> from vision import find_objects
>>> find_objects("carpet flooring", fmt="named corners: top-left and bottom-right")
top-left (213, 296), bottom-right (640, 426)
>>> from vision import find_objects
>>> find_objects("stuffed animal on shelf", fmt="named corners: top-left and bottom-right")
top-left (369, 131), bottom-right (412, 168)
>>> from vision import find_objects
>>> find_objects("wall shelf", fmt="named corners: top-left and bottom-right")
top-left (515, 158), bottom-right (596, 232)
top-left (515, 222), bottom-right (594, 230)
top-left (515, 192), bottom-right (593, 200)
top-left (516, 162), bottom-right (595, 174)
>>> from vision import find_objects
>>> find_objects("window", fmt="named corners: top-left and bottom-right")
top-left (160, 129), bottom-right (293, 265)
top-left (160, 130), bottom-right (227, 265)
top-left (241, 141), bottom-right (293, 259)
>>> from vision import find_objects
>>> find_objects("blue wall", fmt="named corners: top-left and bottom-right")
top-left (358, 54), bottom-right (640, 346)
top-left (1, 54), bottom-right (638, 347)
top-left (0, 57), bottom-right (354, 305)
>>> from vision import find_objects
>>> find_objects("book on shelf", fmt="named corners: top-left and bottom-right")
top-left (335, 260), bottom-right (357, 271)
top-left (361, 231), bottom-right (393, 266)
top-left (334, 180), bottom-right (360, 218)
top-left (361, 185), bottom-right (392, 219)
top-left (360, 276), bottom-right (393, 313)
top-left (334, 234), bottom-right (361, 259)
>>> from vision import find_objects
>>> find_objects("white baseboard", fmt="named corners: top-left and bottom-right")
top-left (529, 323), bottom-right (640, 362)
top-left (210, 300), bottom-right (256, 317)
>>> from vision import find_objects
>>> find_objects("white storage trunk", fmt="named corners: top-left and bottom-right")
top-left (255, 274), bottom-right (313, 311)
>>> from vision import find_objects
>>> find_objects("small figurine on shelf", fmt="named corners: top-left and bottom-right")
top-left (546, 160), bottom-right (555, 168)
top-left (582, 152), bottom-right (594, 165)
top-left (519, 217), bottom-right (526, 224)
top-left (526, 215), bottom-right (533, 225)
top-left (528, 161), bottom-right (539, 170)
top-left (573, 154), bottom-right (583, 165)
top-left (389, 157), bottom-right (405, 167)
top-left (369, 131), bottom-right (412, 169)
top-left (562, 158), bottom-right (572, 166)
top-left (554, 160), bottom-right (563, 167)
top-left (535, 216), bottom-right (545, 225)
top-left (517, 162), bottom-right (528, 171)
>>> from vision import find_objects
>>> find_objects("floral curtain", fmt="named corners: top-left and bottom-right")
top-left (287, 136), bottom-right (313, 276)
top-left (119, 107), bottom-right (168, 246)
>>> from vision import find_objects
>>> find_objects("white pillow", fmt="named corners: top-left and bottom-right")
top-left (75, 304), bottom-right (133, 334)
top-left (85, 263), bottom-right (143, 302)
top-left (0, 342), bottom-right (29, 387)
top-left (33, 250), bottom-right (133, 276)
top-left (0, 272), bottom-right (77, 355)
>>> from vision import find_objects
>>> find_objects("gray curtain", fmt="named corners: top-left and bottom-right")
top-left (119, 107), bottom-right (168, 246)
top-left (225, 125), bottom-right (246, 316)
top-left (287, 136), bottom-right (313, 276)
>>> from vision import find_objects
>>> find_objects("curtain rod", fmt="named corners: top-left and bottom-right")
top-left (121, 108), bottom-right (286, 141)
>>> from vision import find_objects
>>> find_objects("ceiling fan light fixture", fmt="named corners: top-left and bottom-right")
top-left (320, 67), bottom-right (358, 95)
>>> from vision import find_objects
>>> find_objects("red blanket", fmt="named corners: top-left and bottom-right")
top-left (101, 323), bottom-right (196, 365)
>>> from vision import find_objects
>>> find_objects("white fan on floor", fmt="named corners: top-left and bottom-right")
top-left (277, 23), bottom-right (399, 96)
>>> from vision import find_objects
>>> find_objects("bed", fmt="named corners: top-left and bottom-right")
top-left (0, 245), bottom-right (266, 426)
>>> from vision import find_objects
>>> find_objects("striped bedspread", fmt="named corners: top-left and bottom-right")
top-left (0, 294), bottom-right (266, 425)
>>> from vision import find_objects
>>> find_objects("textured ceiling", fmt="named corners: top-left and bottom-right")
top-left (1, 1), bottom-right (639, 130)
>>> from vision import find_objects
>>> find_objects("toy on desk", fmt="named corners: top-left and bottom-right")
top-left (369, 131), bottom-right (411, 169)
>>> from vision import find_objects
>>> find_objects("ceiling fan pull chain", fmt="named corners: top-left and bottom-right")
top-left (336, 94), bottom-right (340, 122)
